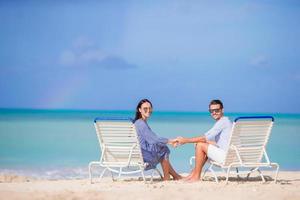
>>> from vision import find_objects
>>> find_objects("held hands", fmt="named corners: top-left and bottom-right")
top-left (168, 139), bottom-right (179, 148)
top-left (168, 136), bottom-right (186, 148)
top-left (175, 136), bottom-right (185, 145)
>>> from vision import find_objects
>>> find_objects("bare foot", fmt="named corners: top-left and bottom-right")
top-left (181, 172), bottom-right (195, 181)
top-left (181, 176), bottom-right (191, 181)
top-left (184, 176), bottom-right (200, 183)
top-left (173, 174), bottom-right (183, 180)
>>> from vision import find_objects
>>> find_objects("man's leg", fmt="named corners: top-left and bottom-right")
top-left (182, 168), bottom-right (196, 181)
top-left (183, 143), bottom-right (206, 180)
top-left (187, 142), bottom-right (209, 181)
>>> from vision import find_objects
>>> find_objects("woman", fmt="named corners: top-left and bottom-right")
top-left (134, 99), bottom-right (181, 181)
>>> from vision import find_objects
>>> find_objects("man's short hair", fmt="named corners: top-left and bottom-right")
top-left (209, 99), bottom-right (223, 109)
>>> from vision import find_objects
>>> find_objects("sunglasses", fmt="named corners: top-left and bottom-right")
top-left (209, 108), bottom-right (221, 113)
top-left (142, 107), bottom-right (153, 112)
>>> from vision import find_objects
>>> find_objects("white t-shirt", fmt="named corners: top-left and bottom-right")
top-left (205, 116), bottom-right (232, 151)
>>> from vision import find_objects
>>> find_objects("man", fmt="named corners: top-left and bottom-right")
top-left (175, 99), bottom-right (232, 182)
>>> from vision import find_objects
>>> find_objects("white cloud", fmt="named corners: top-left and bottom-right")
top-left (59, 37), bottom-right (136, 69)
top-left (60, 36), bottom-right (107, 67)
top-left (60, 48), bottom-right (107, 67)
top-left (80, 49), bottom-right (106, 63)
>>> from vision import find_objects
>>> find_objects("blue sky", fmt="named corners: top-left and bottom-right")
top-left (1, 1), bottom-right (300, 113)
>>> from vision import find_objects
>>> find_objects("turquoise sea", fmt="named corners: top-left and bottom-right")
top-left (0, 109), bottom-right (299, 179)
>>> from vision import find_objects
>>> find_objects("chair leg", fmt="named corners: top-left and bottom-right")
top-left (151, 168), bottom-right (163, 182)
top-left (89, 162), bottom-right (101, 184)
top-left (88, 163), bottom-right (93, 184)
top-left (272, 163), bottom-right (280, 183)
top-left (118, 167), bottom-right (122, 179)
top-left (99, 167), bottom-right (108, 179)
top-left (110, 171), bottom-right (115, 181)
top-left (150, 170), bottom-right (154, 183)
top-left (236, 168), bottom-right (240, 181)
top-left (246, 173), bottom-right (250, 180)
top-left (189, 156), bottom-right (195, 169)
top-left (139, 166), bottom-right (146, 183)
top-left (246, 168), bottom-right (255, 180)
top-left (257, 169), bottom-right (266, 183)
top-left (202, 163), bottom-right (211, 181)
top-left (226, 166), bottom-right (232, 184)
top-left (209, 164), bottom-right (219, 183)
top-left (155, 168), bottom-right (163, 179)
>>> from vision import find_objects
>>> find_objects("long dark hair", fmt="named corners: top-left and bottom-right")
top-left (134, 99), bottom-right (153, 122)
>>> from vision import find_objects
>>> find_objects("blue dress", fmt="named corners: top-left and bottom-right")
top-left (134, 119), bottom-right (170, 170)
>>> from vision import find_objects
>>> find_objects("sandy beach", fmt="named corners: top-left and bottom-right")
top-left (0, 171), bottom-right (299, 200)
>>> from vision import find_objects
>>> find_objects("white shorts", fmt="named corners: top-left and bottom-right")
top-left (207, 144), bottom-right (226, 164)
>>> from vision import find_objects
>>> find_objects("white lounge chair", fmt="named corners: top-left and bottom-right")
top-left (190, 116), bottom-right (279, 184)
top-left (88, 117), bottom-right (162, 183)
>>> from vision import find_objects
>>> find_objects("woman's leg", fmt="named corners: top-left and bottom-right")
top-left (160, 158), bottom-right (182, 180)
top-left (168, 161), bottom-right (182, 180)
top-left (160, 158), bottom-right (171, 181)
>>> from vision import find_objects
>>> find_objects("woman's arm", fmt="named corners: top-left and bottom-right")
top-left (135, 120), bottom-right (168, 145)
top-left (176, 136), bottom-right (206, 145)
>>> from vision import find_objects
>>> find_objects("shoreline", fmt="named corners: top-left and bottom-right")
top-left (1, 171), bottom-right (299, 200)
top-left (1, 168), bottom-right (299, 180)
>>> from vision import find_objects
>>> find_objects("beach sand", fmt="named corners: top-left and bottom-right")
top-left (0, 171), bottom-right (299, 200)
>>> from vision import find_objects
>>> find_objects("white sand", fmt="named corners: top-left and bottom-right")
top-left (0, 171), bottom-right (299, 200)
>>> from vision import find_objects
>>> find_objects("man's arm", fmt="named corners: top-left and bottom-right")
top-left (176, 136), bottom-right (206, 145)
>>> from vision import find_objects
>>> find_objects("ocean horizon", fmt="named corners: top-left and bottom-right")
top-left (0, 108), bottom-right (299, 179)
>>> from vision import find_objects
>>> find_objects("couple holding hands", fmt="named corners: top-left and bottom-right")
top-left (134, 99), bottom-right (232, 182)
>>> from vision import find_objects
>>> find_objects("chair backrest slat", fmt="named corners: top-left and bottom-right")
top-left (94, 119), bottom-right (144, 166)
top-left (224, 117), bottom-right (273, 166)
